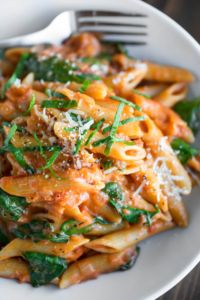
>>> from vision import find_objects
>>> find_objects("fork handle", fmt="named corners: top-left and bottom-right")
top-left (0, 29), bottom-right (51, 48)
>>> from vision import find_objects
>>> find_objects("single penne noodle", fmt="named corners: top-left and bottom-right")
top-left (103, 69), bottom-right (147, 97)
top-left (0, 173), bottom-right (98, 197)
top-left (188, 156), bottom-right (200, 173)
top-left (59, 246), bottom-right (136, 288)
top-left (132, 94), bottom-right (195, 143)
top-left (0, 237), bottom-right (89, 261)
top-left (54, 121), bottom-right (146, 162)
top-left (154, 82), bottom-right (188, 107)
top-left (144, 61), bottom-right (195, 83)
top-left (87, 222), bottom-right (125, 236)
top-left (84, 82), bottom-right (109, 100)
top-left (168, 198), bottom-right (188, 227)
top-left (131, 168), bottom-right (168, 213)
top-left (135, 84), bottom-right (167, 98)
top-left (85, 221), bottom-right (174, 253)
top-left (95, 204), bottom-right (122, 224)
top-left (0, 258), bottom-right (29, 283)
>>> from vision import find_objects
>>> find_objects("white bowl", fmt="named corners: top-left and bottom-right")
top-left (1, 1), bottom-right (200, 300)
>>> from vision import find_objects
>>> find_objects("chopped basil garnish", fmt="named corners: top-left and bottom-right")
top-left (1, 52), bottom-right (31, 98)
top-left (23, 94), bottom-right (36, 115)
top-left (102, 116), bottom-right (144, 134)
top-left (0, 124), bottom-right (35, 174)
top-left (85, 118), bottom-right (105, 146)
top-left (40, 148), bottom-right (61, 170)
top-left (132, 89), bottom-right (151, 99)
top-left (79, 79), bottom-right (91, 93)
top-left (93, 103), bottom-right (124, 155)
top-left (110, 95), bottom-right (141, 111)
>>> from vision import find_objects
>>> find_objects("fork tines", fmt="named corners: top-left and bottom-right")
top-left (76, 10), bottom-right (148, 45)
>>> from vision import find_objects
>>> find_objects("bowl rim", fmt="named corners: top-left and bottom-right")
top-left (1, 1), bottom-right (200, 299)
top-left (133, 1), bottom-right (200, 299)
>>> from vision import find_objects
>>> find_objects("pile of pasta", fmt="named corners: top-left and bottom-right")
top-left (0, 32), bottom-right (199, 288)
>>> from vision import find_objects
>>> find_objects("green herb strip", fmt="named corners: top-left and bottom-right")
top-left (1, 52), bottom-right (31, 98)
top-left (132, 89), bottom-right (151, 99)
top-left (24, 94), bottom-right (36, 115)
top-left (40, 149), bottom-right (61, 170)
top-left (102, 116), bottom-right (144, 134)
top-left (45, 88), bottom-right (66, 99)
top-left (110, 95), bottom-right (141, 111)
top-left (3, 124), bottom-right (17, 146)
top-left (171, 138), bottom-right (199, 164)
top-left (23, 252), bottom-right (67, 287)
top-left (85, 118), bottom-right (105, 146)
top-left (33, 133), bottom-right (61, 176)
top-left (92, 103), bottom-right (125, 155)
top-left (0, 124), bottom-right (34, 174)
top-left (79, 79), bottom-right (91, 93)
top-left (73, 130), bottom-right (88, 155)
top-left (41, 99), bottom-right (77, 109)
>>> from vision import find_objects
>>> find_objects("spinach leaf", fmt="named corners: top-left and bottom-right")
top-left (102, 182), bottom-right (158, 225)
top-left (101, 159), bottom-right (113, 170)
top-left (45, 88), bottom-right (66, 99)
top-left (50, 217), bottom-right (110, 242)
top-left (23, 252), bottom-right (67, 287)
top-left (0, 228), bottom-right (9, 246)
top-left (173, 98), bottom-right (200, 134)
top-left (119, 246), bottom-right (140, 271)
top-left (102, 182), bottom-right (124, 201)
top-left (23, 54), bottom-right (100, 84)
top-left (13, 220), bottom-right (54, 241)
top-left (0, 189), bottom-right (28, 221)
top-left (41, 99), bottom-right (77, 109)
top-left (171, 138), bottom-right (199, 164)
top-left (122, 207), bottom-right (158, 226)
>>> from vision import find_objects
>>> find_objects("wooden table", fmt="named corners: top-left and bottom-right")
top-left (143, 1), bottom-right (200, 299)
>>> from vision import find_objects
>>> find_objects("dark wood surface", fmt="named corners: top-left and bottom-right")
top-left (143, 2), bottom-right (200, 299)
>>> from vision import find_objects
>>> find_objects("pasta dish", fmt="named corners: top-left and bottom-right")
top-left (0, 32), bottom-right (199, 288)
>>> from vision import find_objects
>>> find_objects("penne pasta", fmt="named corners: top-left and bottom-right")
top-left (0, 31), bottom-right (198, 289)
top-left (85, 221), bottom-right (174, 253)
top-left (59, 247), bottom-right (136, 288)
top-left (0, 237), bottom-right (89, 261)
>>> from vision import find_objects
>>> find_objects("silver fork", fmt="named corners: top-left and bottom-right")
top-left (0, 10), bottom-right (148, 48)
